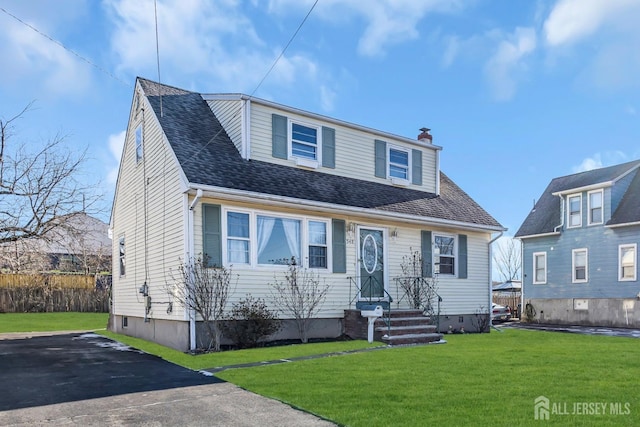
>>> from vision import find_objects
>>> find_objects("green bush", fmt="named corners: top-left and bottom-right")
top-left (224, 295), bottom-right (281, 349)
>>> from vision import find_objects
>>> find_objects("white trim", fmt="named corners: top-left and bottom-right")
top-left (532, 252), bottom-right (547, 284)
top-left (516, 232), bottom-right (561, 239)
top-left (220, 206), bottom-right (331, 271)
top-left (288, 118), bottom-right (322, 164)
top-left (435, 149), bottom-right (441, 196)
top-left (186, 185), bottom-right (506, 233)
top-left (572, 248), bottom-right (588, 283)
top-left (433, 232), bottom-right (457, 277)
top-left (202, 93), bottom-right (443, 152)
top-left (606, 221), bottom-right (640, 228)
top-left (552, 182), bottom-right (612, 196)
top-left (567, 193), bottom-right (582, 228)
top-left (387, 144), bottom-right (411, 182)
top-left (618, 243), bottom-right (637, 282)
top-left (587, 189), bottom-right (603, 226)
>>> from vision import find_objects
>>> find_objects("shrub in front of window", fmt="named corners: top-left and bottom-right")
top-left (223, 295), bottom-right (281, 349)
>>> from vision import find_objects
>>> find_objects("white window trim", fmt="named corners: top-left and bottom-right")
top-left (118, 235), bottom-right (126, 277)
top-left (572, 248), bottom-right (588, 283)
top-left (567, 194), bottom-right (582, 228)
top-left (433, 233), bottom-right (457, 277)
top-left (222, 209), bottom-right (252, 266)
top-left (288, 119), bottom-right (321, 167)
top-left (619, 243), bottom-right (637, 282)
top-left (532, 251), bottom-right (547, 284)
top-left (587, 189), bottom-right (603, 226)
top-left (387, 144), bottom-right (411, 184)
top-left (221, 208), bottom-right (331, 271)
top-left (135, 124), bottom-right (143, 164)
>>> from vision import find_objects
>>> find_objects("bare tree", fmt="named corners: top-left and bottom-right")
top-left (396, 249), bottom-right (439, 317)
top-left (270, 258), bottom-right (330, 344)
top-left (170, 256), bottom-right (233, 352)
top-left (493, 237), bottom-right (522, 282)
top-left (0, 104), bottom-right (100, 247)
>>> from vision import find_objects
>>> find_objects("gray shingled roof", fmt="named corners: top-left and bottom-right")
top-left (515, 160), bottom-right (640, 237)
top-left (138, 78), bottom-right (503, 230)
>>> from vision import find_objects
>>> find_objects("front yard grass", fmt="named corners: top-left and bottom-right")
top-left (0, 312), bottom-right (109, 333)
top-left (216, 329), bottom-right (639, 426)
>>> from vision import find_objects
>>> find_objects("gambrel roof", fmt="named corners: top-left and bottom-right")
top-left (515, 159), bottom-right (640, 237)
top-left (138, 78), bottom-right (503, 231)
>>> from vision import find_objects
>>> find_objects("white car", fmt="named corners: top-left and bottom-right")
top-left (492, 303), bottom-right (511, 322)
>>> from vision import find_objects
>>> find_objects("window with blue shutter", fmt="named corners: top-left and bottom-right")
top-left (322, 126), bottom-right (335, 168)
top-left (421, 230), bottom-right (432, 277)
top-left (272, 114), bottom-right (288, 159)
top-left (412, 149), bottom-right (422, 185)
top-left (332, 219), bottom-right (346, 273)
top-left (374, 140), bottom-right (386, 178)
top-left (458, 234), bottom-right (467, 279)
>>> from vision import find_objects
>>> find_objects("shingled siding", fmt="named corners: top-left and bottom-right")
top-left (523, 225), bottom-right (640, 300)
top-left (248, 103), bottom-right (438, 195)
top-left (111, 92), bottom-right (188, 323)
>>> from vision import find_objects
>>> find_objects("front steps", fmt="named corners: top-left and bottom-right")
top-left (376, 309), bottom-right (443, 345)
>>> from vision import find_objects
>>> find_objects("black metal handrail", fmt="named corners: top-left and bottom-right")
top-left (348, 275), bottom-right (393, 337)
top-left (393, 276), bottom-right (442, 332)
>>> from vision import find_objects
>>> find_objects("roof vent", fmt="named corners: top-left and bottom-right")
top-left (418, 127), bottom-right (432, 143)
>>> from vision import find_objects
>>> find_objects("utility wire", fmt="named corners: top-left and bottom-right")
top-left (178, 0), bottom-right (319, 169)
top-left (0, 6), bottom-right (131, 88)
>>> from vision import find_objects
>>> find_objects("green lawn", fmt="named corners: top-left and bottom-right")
top-left (215, 330), bottom-right (639, 427)
top-left (0, 312), bottom-right (109, 333)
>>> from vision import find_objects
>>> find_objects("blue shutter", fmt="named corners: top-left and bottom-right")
top-left (202, 204), bottom-right (222, 267)
top-left (322, 126), bottom-right (335, 168)
top-left (412, 149), bottom-right (422, 185)
top-left (332, 219), bottom-right (346, 273)
top-left (374, 139), bottom-right (386, 178)
top-left (458, 234), bottom-right (468, 279)
top-left (421, 230), bottom-right (432, 278)
top-left (272, 114), bottom-right (288, 159)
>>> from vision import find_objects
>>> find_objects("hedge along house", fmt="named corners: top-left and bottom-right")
top-left (515, 160), bottom-right (640, 327)
top-left (109, 78), bottom-right (504, 351)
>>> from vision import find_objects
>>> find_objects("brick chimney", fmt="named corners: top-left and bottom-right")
top-left (418, 127), bottom-right (432, 143)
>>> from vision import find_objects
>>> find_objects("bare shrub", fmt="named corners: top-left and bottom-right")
top-left (224, 295), bottom-right (281, 349)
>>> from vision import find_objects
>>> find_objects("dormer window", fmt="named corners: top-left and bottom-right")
top-left (388, 146), bottom-right (410, 181)
top-left (291, 122), bottom-right (319, 161)
top-left (588, 190), bottom-right (603, 225)
top-left (567, 194), bottom-right (582, 228)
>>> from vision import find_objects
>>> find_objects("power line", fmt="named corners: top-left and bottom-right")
top-left (0, 6), bottom-right (131, 88)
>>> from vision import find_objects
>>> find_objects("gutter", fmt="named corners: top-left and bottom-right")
top-left (488, 231), bottom-right (504, 328)
top-left (187, 189), bottom-right (203, 351)
top-left (185, 185), bottom-right (506, 234)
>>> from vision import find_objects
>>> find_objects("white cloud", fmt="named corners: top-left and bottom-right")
top-left (572, 151), bottom-right (630, 173)
top-left (0, 7), bottom-right (92, 97)
top-left (106, 130), bottom-right (126, 186)
top-left (319, 85), bottom-right (336, 111)
top-left (544, 0), bottom-right (639, 47)
top-left (484, 27), bottom-right (537, 101)
top-left (268, 0), bottom-right (464, 58)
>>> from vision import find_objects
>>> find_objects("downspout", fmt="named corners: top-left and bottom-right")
top-left (488, 231), bottom-right (504, 328)
top-left (188, 189), bottom-right (203, 351)
top-left (554, 195), bottom-right (565, 232)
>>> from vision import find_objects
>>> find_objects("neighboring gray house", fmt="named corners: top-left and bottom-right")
top-left (516, 160), bottom-right (640, 327)
top-left (110, 78), bottom-right (504, 351)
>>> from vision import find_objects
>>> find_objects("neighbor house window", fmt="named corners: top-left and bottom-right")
top-left (119, 236), bottom-right (126, 276)
top-left (568, 194), bottom-right (582, 228)
top-left (619, 244), bottom-right (637, 281)
top-left (308, 221), bottom-right (328, 269)
top-left (588, 190), bottom-right (603, 225)
top-left (227, 212), bottom-right (250, 264)
top-left (290, 122), bottom-right (318, 161)
top-left (135, 124), bottom-right (143, 163)
top-left (257, 215), bottom-right (301, 265)
top-left (572, 248), bottom-right (588, 283)
top-left (434, 234), bottom-right (455, 275)
top-left (533, 252), bottom-right (547, 284)
top-left (388, 146), bottom-right (410, 181)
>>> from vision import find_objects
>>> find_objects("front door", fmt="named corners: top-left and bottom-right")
top-left (358, 228), bottom-right (385, 300)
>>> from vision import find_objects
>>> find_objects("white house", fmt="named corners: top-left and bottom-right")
top-left (109, 78), bottom-right (504, 351)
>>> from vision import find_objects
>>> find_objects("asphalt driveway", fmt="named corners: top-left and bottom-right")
top-left (0, 332), bottom-right (335, 426)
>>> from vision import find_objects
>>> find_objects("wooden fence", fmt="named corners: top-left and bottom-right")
top-left (0, 273), bottom-right (110, 313)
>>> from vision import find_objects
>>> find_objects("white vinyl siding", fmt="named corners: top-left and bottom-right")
top-left (572, 248), bottom-right (588, 283)
top-left (248, 104), bottom-right (438, 194)
top-left (111, 91), bottom-right (188, 322)
top-left (567, 194), bottom-right (582, 228)
top-left (207, 99), bottom-right (244, 155)
top-left (533, 252), bottom-right (547, 284)
top-left (619, 244), bottom-right (637, 281)
top-left (587, 190), bottom-right (603, 225)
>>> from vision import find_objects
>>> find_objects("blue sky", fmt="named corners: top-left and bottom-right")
top-left (1, 0), bottom-right (639, 251)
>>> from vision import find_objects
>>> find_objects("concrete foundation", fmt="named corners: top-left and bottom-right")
top-left (525, 298), bottom-right (640, 328)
